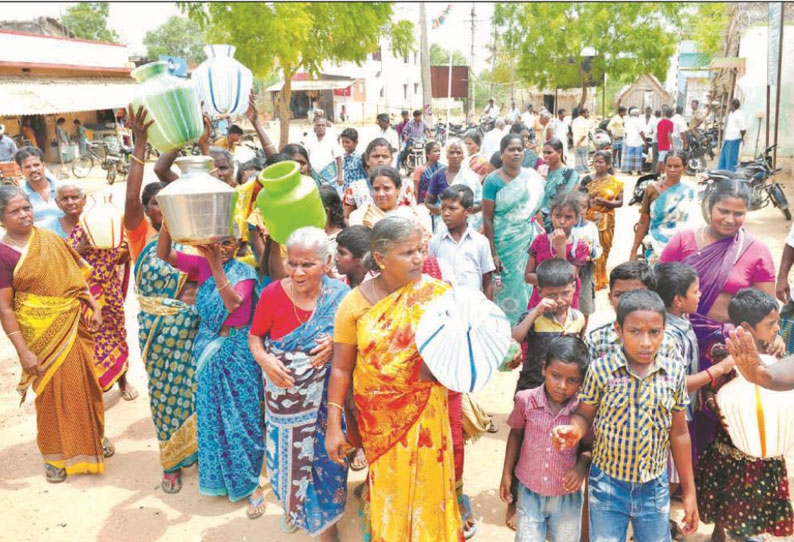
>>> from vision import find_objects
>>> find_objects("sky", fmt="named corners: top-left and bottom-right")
top-left (1, 2), bottom-right (495, 71)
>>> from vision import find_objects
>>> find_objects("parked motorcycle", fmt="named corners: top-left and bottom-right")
top-left (479, 116), bottom-right (495, 133)
top-left (403, 137), bottom-right (427, 177)
top-left (434, 122), bottom-right (448, 146)
top-left (697, 144), bottom-right (789, 221)
top-left (684, 129), bottom-right (715, 175)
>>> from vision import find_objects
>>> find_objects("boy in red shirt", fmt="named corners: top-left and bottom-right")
top-left (655, 107), bottom-right (674, 173)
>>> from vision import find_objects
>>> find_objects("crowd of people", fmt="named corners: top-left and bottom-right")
top-left (1, 92), bottom-right (792, 542)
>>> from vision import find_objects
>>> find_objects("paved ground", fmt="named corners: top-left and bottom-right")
top-left (2, 137), bottom-right (794, 541)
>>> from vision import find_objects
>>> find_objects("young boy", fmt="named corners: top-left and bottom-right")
top-left (587, 260), bottom-right (676, 362)
top-left (428, 185), bottom-right (495, 300)
top-left (500, 335), bottom-right (591, 541)
top-left (334, 225), bottom-right (371, 288)
top-left (340, 128), bottom-right (368, 191)
top-left (554, 290), bottom-right (699, 541)
top-left (571, 192), bottom-right (603, 327)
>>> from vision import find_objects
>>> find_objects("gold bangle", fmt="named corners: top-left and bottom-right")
top-left (130, 154), bottom-right (145, 166)
top-left (327, 401), bottom-right (344, 412)
top-left (6, 330), bottom-right (21, 337)
top-left (265, 143), bottom-right (276, 149)
top-left (218, 280), bottom-right (231, 292)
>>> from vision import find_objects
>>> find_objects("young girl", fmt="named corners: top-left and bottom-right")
top-left (524, 192), bottom-right (589, 310)
top-left (571, 192), bottom-right (602, 328)
top-left (413, 140), bottom-right (443, 203)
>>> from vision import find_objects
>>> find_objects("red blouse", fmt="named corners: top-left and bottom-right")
top-left (250, 280), bottom-right (313, 340)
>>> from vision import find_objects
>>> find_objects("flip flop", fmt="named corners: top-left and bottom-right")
top-left (45, 464), bottom-right (66, 483)
top-left (727, 531), bottom-right (763, 542)
top-left (280, 514), bottom-right (298, 533)
top-left (121, 387), bottom-right (139, 401)
top-left (348, 448), bottom-right (368, 471)
top-left (247, 491), bottom-right (266, 520)
top-left (102, 437), bottom-right (115, 458)
top-left (459, 494), bottom-right (479, 539)
top-left (486, 419), bottom-right (499, 433)
top-left (161, 471), bottom-right (182, 494)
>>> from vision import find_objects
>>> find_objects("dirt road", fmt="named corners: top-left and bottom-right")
top-left (1, 171), bottom-right (793, 541)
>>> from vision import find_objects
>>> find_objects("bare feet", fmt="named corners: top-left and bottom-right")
top-left (505, 502), bottom-right (517, 531)
top-left (119, 374), bottom-right (139, 401)
top-left (320, 524), bottom-right (340, 542)
top-left (710, 522), bottom-right (726, 542)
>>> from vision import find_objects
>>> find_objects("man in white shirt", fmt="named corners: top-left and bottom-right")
top-left (374, 113), bottom-right (400, 153)
top-left (717, 98), bottom-right (746, 172)
top-left (571, 108), bottom-right (591, 173)
top-left (506, 101), bottom-right (520, 125)
top-left (641, 106), bottom-right (659, 168)
top-left (481, 119), bottom-right (507, 160)
top-left (671, 105), bottom-right (688, 152)
top-left (521, 104), bottom-right (536, 138)
top-left (483, 99), bottom-right (499, 121)
top-left (688, 99), bottom-right (706, 131)
top-left (553, 109), bottom-right (570, 161)
top-left (305, 117), bottom-right (344, 195)
top-left (622, 108), bottom-right (644, 175)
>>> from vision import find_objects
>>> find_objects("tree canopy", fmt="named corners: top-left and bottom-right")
top-left (61, 2), bottom-right (118, 43)
top-left (143, 16), bottom-right (206, 65)
top-left (181, 2), bottom-right (414, 145)
top-left (494, 2), bottom-right (681, 108)
top-left (429, 43), bottom-right (468, 66)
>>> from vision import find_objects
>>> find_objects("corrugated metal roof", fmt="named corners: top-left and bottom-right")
top-left (265, 78), bottom-right (356, 92)
top-left (0, 76), bottom-right (136, 116)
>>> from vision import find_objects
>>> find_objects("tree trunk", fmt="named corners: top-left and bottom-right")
top-left (419, 3), bottom-right (433, 120)
top-left (578, 76), bottom-right (588, 111)
top-left (277, 68), bottom-right (294, 148)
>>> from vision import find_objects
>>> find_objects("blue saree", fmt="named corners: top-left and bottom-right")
top-left (647, 181), bottom-right (696, 260)
top-left (263, 276), bottom-right (350, 536)
top-left (135, 237), bottom-right (200, 473)
top-left (194, 259), bottom-right (264, 502)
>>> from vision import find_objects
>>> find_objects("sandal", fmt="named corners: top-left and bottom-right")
top-left (102, 437), bottom-right (115, 458)
top-left (161, 470), bottom-right (182, 494)
top-left (280, 514), bottom-right (298, 533)
top-left (727, 532), bottom-right (763, 542)
top-left (459, 494), bottom-right (479, 539)
top-left (348, 448), bottom-right (368, 471)
top-left (247, 488), bottom-right (267, 519)
top-left (120, 387), bottom-right (139, 401)
top-left (486, 418), bottom-right (499, 433)
top-left (45, 464), bottom-right (66, 483)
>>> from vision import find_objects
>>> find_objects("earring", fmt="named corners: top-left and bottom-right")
top-left (379, 264), bottom-right (385, 270)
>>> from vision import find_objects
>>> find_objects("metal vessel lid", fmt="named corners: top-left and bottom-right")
top-left (175, 155), bottom-right (215, 175)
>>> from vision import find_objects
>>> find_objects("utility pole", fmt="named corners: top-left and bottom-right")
top-left (488, 19), bottom-right (497, 98)
top-left (419, 3), bottom-right (433, 122)
top-left (468, 3), bottom-right (476, 124)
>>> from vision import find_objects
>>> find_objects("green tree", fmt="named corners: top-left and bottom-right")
top-left (429, 43), bottom-right (468, 66)
top-left (182, 2), bottom-right (414, 146)
top-left (143, 16), bottom-right (206, 64)
top-left (61, 2), bottom-right (118, 42)
top-left (497, 3), bottom-right (681, 109)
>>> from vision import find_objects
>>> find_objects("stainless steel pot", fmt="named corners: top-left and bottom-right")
top-left (156, 156), bottom-right (238, 245)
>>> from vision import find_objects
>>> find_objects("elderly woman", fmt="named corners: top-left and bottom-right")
top-left (659, 179), bottom-right (780, 462)
top-left (43, 183), bottom-right (135, 399)
top-left (349, 166), bottom-right (431, 232)
top-left (342, 138), bottom-right (416, 218)
top-left (630, 150), bottom-right (696, 262)
top-left (326, 216), bottom-right (463, 542)
top-left (424, 138), bottom-right (483, 231)
top-left (248, 227), bottom-right (350, 539)
top-left (482, 133), bottom-right (545, 324)
top-left (157, 224), bottom-right (266, 518)
top-left (0, 186), bottom-right (108, 482)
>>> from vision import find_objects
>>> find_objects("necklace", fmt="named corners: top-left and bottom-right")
top-left (3, 232), bottom-right (30, 249)
top-left (290, 280), bottom-right (320, 324)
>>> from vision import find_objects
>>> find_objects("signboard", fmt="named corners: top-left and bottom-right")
top-left (768, 3), bottom-right (782, 86)
top-left (430, 66), bottom-right (469, 98)
top-left (333, 86), bottom-right (352, 97)
top-left (159, 55), bottom-right (188, 78)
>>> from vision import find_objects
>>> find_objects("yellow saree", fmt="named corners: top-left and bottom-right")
top-left (353, 276), bottom-right (462, 542)
top-left (13, 228), bottom-right (104, 475)
top-left (585, 175), bottom-right (624, 290)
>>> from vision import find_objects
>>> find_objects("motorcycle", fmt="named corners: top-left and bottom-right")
top-left (403, 137), bottom-right (427, 177)
top-left (697, 144), bottom-right (789, 221)
top-left (434, 122), bottom-right (448, 146)
top-left (683, 129), bottom-right (715, 175)
top-left (479, 116), bottom-right (495, 133)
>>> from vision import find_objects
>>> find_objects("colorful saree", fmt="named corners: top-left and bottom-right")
top-left (66, 224), bottom-right (131, 391)
top-left (135, 237), bottom-right (200, 473)
top-left (14, 228), bottom-right (105, 475)
top-left (264, 276), bottom-right (350, 535)
top-left (647, 181), bottom-right (695, 260)
top-left (584, 175), bottom-right (624, 290)
top-left (194, 259), bottom-right (264, 502)
top-left (468, 152), bottom-right (494, 181)
top-left (489, 169), bottom-right (544, 324)
top-left (354, 276), bottom-right (462, 542)
top-left (539, 166), bottom-right (579, 231)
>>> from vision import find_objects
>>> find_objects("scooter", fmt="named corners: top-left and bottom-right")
top-left (697, 144), bottom-right (789, 221)
top-left (403, 137), bottom-right (427, 177)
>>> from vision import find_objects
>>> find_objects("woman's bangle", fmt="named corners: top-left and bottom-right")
top-left (6, 330), bottom-right (21, 337)
top-left (130, 154), bottom-right (145, 166)
top-left (218, 279), bottom-right (231, 292)
top-left (705, 367), bottom-right (715, 387)
top-left (265, 143), bottom-right (275, 150)
top-left (327, 401), bottom-right (344, 413)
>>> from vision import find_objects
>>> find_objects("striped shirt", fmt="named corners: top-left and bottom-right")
top-left (587, 319), bottom-right (677, 363)
top-left (664, 313), bottom-right (700, 420)
top-left (507, 385), bottom-right (580, 496)
top-left (579, 349), bottom-right (688, 483)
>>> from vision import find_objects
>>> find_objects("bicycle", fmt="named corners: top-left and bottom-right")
top-left (72, 140), bottom-right (105, 178)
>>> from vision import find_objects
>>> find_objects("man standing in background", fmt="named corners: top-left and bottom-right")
top-left (717, 98), bottom-right (746, 172)
top-left (607, 106), bottom-right (626, 169)
top-left (571, 108), bottom-right (591, 173)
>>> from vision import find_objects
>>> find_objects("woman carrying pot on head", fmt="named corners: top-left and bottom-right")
top-left (326, 216), bottom-right (463, 542)
top-left (157, 225), bottom-right (266, 519)
top-left (0, 186), bottom-right (110, 483)
top-left (125, 105), bottom-right (201, 494)
top-left (342, 138), bottom-right (416, 218)
top-left (43, 182), bottom-right (135, 400)
top-left (248, 226), bottom-right (350, 539)
top-left (482, 133), bottom-right (545, 325)
top-left (630, 150), bottom-right (696, 263)
top-left (579, 150), bottom-right (624, 290)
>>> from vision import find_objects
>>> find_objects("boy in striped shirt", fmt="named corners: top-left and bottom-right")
top-left (553, 290), bottom-right (699, 541)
